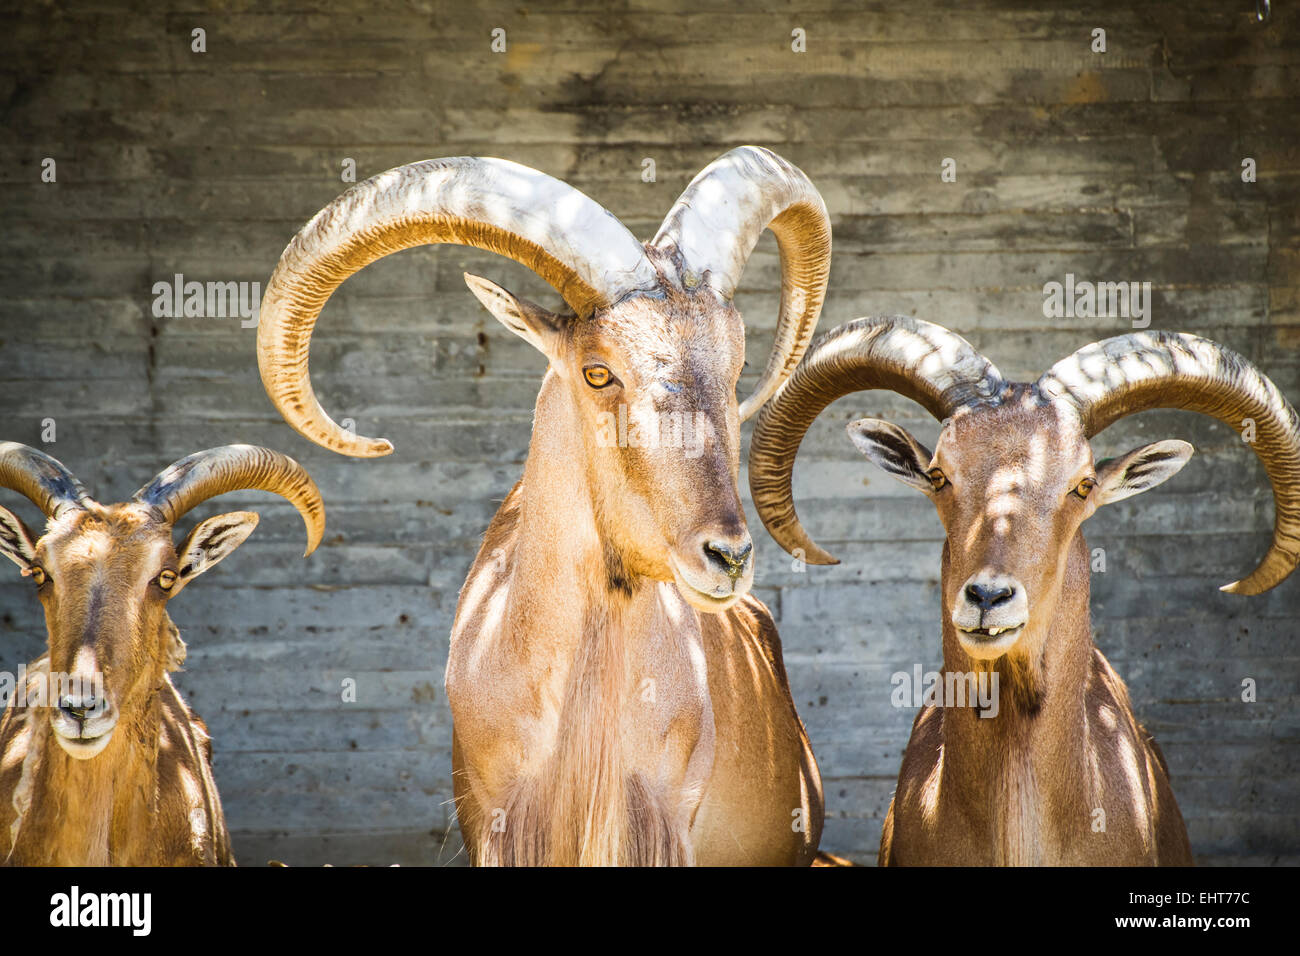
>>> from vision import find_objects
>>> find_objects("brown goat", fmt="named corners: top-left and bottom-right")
top-left (749, 316), bottom-right (1300, 865)
top-left (0, 443), bottom-right (324, 865)
top-left (256, 148), bottom-right (831, 864)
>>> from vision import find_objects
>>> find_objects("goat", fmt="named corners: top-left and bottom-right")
top-left (256, 147), bottom-right (830, 864)
top-left (748, 316), bottom-right (1300, 865)
top-left (0, 443), bottom-right (324, 865)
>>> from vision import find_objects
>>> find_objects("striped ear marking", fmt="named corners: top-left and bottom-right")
top-left (847, 419), bottom-right (935, 495)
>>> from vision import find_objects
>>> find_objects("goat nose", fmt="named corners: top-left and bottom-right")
top-left (703, 537), bottom-right (753, 579)
top-left (58, 695), bottom-right (97, 721)
top-left (965, 582), bottom-right (1015, 611)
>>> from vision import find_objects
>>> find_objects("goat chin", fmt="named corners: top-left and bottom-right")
top-left (670, 571), bottom-right (750, 613)
top-left (675, 584), bottom-right (743, 613)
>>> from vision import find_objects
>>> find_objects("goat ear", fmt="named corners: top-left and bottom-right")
top-left (1094, 439), bottom-right (1194, 506)
top-left (464, 273), bottom-right (567, 361)
top-left (173, 511), bottom-right (260, 594)
top-left (0, 505), bottom-right (37, 572)
top-left (847, 419), bottom-right (935, 494)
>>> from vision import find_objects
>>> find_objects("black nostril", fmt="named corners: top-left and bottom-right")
top-left (704, 539), bottom-right (752, 577)
top-left (966, 582), bottom-right (1015, 611)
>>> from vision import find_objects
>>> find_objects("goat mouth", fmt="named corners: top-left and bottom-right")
top-left (668, 555), bottom-right (747, 612)
top-left (958, 624), bottom-right (1024, 639)
top-left (955, 623), bottom-right (1025, 658)
top-left (675, 577), bottom-right (743, 611)
top-left (50, 705), bottom-right (118, 758)
top-left (50, 723), bottom-right (116, 759)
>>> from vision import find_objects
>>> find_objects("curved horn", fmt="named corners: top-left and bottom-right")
top-left (0, 442), bottom-right (90, 518)
top-left (258, 157), bottom-right (659, 457)
top-left (749, 316), bottom-right (1003, 565)
top-left (1039, 331), bottom-right (1300, 594)
top-left (134, 445), bottom-right (325, 557)
top-left (652, 146), bottom-right (832, 420)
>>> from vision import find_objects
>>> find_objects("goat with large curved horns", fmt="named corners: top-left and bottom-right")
top-left (0, 443), bottom-right (324, 865)
top-left (749, 317), bottom-right (1300, 865)
top-left (258, 147), bottom-right (830, 864)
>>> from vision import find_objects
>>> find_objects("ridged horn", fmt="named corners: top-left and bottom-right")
top-left (257, 157), bottom-right (660, 457)
top-left (134, 445), bottom-right (325, 557)
top-left (652, 146), bottom-right (831, 420)
top-left (749, 316), bottom-right (1003, 564)
top-left (1039, 331), bottom-right (1300, 594)
top-left (0, 442), bottom-right (90, 519)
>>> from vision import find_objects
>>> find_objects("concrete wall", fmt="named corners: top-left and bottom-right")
top-left (0, 0), bottom-right (1296, 864)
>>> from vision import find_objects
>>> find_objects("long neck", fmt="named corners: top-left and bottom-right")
top-left (498, 372), bottom-right (682, 864)
top-left (510, 371), bottom-right (613, 651)
top-left (22, 674), bottom-right (163, 866)
top-left (938, 532), bottom-right (1096, 863)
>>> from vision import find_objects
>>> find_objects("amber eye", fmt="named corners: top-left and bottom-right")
top-left (927, 469), bottom-right (948, 491)
top-left (583, 365), bottom-right (613, 389)
top-left (157, 569), bottom-right (178, 591)
top-left (26, 566), bottom-right (46, 587)
top-left (1073, 477), bottom-right (1097, 499)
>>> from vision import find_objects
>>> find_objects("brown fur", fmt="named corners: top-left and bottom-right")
top-left (1, 656), bottom-right (231, 866)
top-left (879, 391), bottom-right (1193, 865)
top-left (447, 277), bottom-right (824, 864)
top-left (450, 481), bottom-right (823, 866)
top-left (0, 504), bottom-right (235, 866)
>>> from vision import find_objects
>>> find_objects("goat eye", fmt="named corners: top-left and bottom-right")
top-left (1073, 477), bottom-right (1097, 499)
top-left (26, 566), bottom-right (46, 587)
top-left (583, 365), bottom-right (614, 389)
top-left (927, 469), bottom-right (948, 491)
top-left (157, 569), bottom-right (178, 591)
